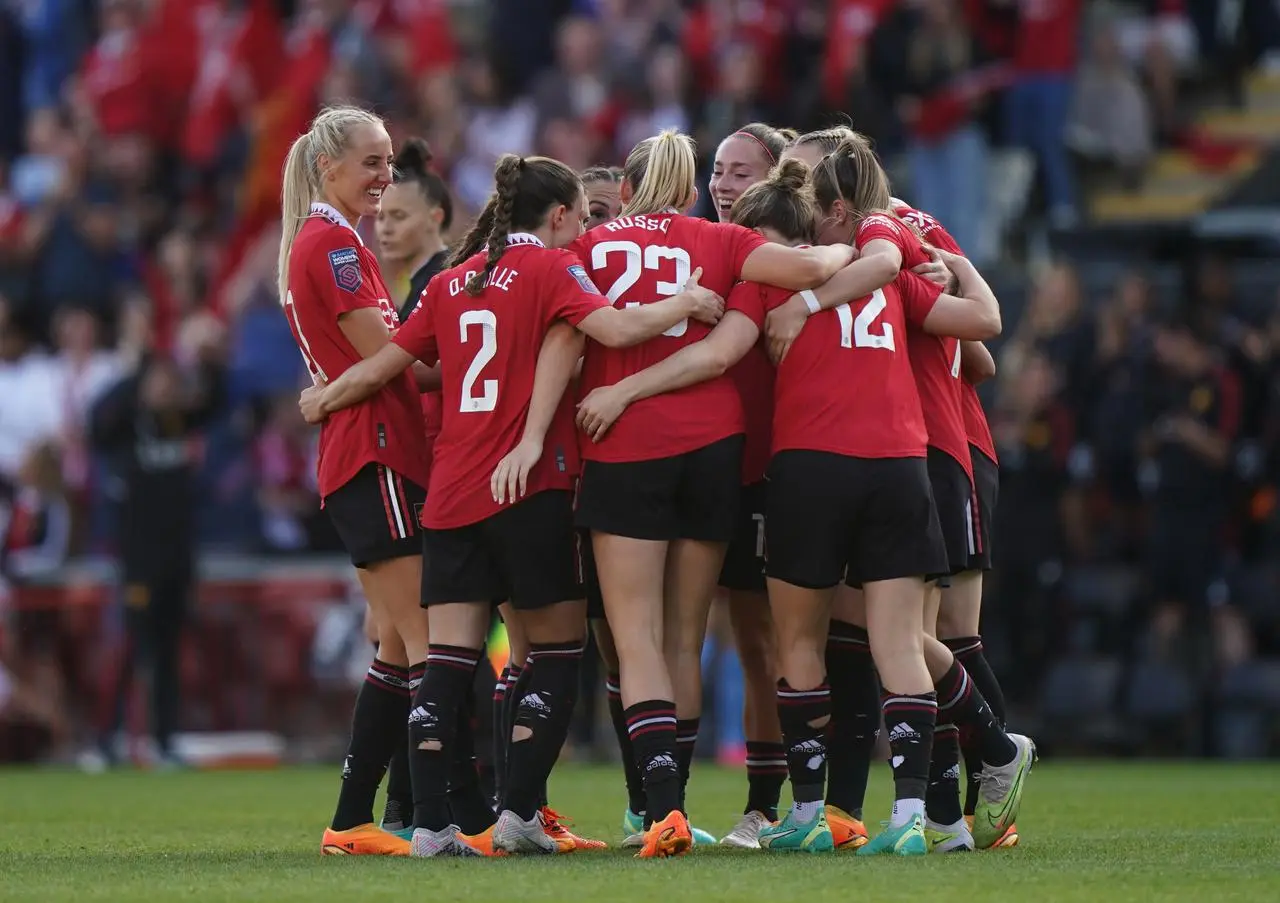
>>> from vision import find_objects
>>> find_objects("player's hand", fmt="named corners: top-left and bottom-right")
top-left (299, 385), bottom-right (328, 424)
top-left (683, 266), bottom-right (725, 326)
top-left (911, 247), bottom-right (951, 287)
top-left (765, 295), bottom-right (810, 364)
top-left (491, 438), bottom-right (543, 505)
top-left (576, 385), bottom-right (630, 443)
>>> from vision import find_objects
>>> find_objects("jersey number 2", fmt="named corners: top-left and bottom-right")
top-left (592, 240), bottom-right (691, 337)
top-left (459, 310), bottom-right (498, 412)
top-left (834, 288), bottom-right (895, 351)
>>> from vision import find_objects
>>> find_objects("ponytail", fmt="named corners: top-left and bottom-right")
top-left (623, 129), bottom-right (697, 216)
top-left (278, 134), bottom-right (314, 305)
top-left (448, 198), bottom-right (497, 268)
top-left (465, 155), bottom-right (523, 296)
top-left (275, 105), bottom-right (385, 306)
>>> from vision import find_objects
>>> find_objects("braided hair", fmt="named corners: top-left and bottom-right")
top-left (450, 154), bottom-right (583, 296)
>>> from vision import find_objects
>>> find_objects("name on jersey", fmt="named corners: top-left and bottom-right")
top-left (603, 215), bottom-right (672, 234)
top-left (448, 267), bottom-right (518, 296)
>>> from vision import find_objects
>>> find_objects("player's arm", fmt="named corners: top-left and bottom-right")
top-left (301, 343), bottom-right (417, 422)
top-left (962, 341), bottom-right (996, 384)
top-left (739, 242), bottom-right (856, 289)
top-left (762, 237), bottom-right (901, 362)
top-left (576, 311), bottom-right (760, 442)
top-left (492, 323), bottom-right (585, 503)
top-left (918, 249), bottom-right (1001, 340)
top-left (576, 266), bottom-right (725, 347)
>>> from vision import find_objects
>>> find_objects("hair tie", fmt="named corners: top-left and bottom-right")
top-left (733, 131), bottom-right (776, 163)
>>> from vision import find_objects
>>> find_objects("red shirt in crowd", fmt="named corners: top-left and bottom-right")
top-left (859, 213), bottom-right (972, 476)
top-left (1012, 0), bottom-right (1082, 75)
top-left (571, 213), bottom-right (765, 463)
top-left (723, 282), bottom-right (778, 486)
top-left (393, 235), bottom-right (610, 529)
top-left (284, 204), bottom-right (429, 499)
top-left (892, 200), bottom-right (998, 464)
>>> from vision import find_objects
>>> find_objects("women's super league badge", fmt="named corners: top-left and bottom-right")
top-left (329, 247), bottom-right (362, 293)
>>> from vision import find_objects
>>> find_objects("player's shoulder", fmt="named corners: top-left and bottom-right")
top-left (540, 246), bottom-right (603, 295)
top-left (857, 212), bottom-right (904, 239)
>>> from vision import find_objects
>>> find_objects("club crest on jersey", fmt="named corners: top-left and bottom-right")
top-left (329, 247), bottom-right (362, 293)
top-left (567, 264), bottom-right (601, 295)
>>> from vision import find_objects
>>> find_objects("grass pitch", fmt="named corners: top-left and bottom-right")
top-left (1, 762), bottom-right (1278, 902)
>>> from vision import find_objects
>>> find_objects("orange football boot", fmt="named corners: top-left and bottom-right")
top-left (635, 810), bottom-right (693, 859)
top-left (541, 806), bottom-right (608, 851)
top-left (321, 823), bottom-right (410, 856)
top-left (457, 824), bottom-right (509, 857)
top-left (825, 805), bottom-right (869, 850)
top-left (965, 815), bottom-right (1019, 848)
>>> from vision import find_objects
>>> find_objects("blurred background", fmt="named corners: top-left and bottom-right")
top-left (2, 0), bottom-right (1280, 769)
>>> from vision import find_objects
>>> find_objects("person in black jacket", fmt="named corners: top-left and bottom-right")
top-left (89, 319), bottom-right (226, 767)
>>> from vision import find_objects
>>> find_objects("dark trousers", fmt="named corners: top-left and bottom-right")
top-left (101, 570), bottom-right (192, 756)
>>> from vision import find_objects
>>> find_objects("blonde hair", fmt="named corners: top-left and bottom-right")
top-left (277, 105), bottom-right (385, 305)
top-left (622, 129), bottom-right (697, 216)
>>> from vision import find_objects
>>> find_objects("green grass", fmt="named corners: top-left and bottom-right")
top-left (2, 762), bottom-right (1279, 902)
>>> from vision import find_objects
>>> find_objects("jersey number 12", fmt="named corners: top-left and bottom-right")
top-left (835, 288), bottom-right (895, 351)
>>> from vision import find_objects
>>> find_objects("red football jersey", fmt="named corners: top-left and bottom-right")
top-left (768, 269), bottom-right (938, 459)
top-left (571, 213), bottom-right (766, 462)
top-left (724, 282), bottom-right (777, 486)
top-left (858, 214), bottom-right (972, 477)
top-left (891, 200), bottom-right (998, 465)
top-left (393, 234), bottom-right (611, 529)
top-left (284, 205), bottom-right (429, 499)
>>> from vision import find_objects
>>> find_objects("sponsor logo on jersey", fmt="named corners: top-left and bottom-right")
top-left (329, 247), bottom-right (362, 293)
top-left (567, 264), bottom-right (602, 295)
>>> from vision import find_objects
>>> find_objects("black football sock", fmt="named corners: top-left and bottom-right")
top-left (490, 665), bottom-right (510, 806)
top-left (824, 621), bottom-right (880, 820)
top-left (503, 641), bottom-right (584, 819)
top-left (936, 658), bottom-right (1015, 767)
top-left (675, 717), bottom-right (700, 812)
top-left (882, 691), bottom-right (937, 825)
top-left (777, 679), bottom-right (831, 821)
top-left (409, 645), bottom-right (482, 832)
top-left (472, 655), bottom-right (498, 803)
top-left (332, 658), bottom-right (408, 831)
top-left (607, 672), bottom-right (646, 815)
top-left (945, 636), bottom-right (1006, 816)
top-left (744, 740), bottom-right (786, 821)
top-left (381, 662), bottom-right (414, 829)
top-left (925, 723), bottom-right (964, 825)
top-left (625, 699), bottom-right (681, 824)
top-left (448, 662), bottom-right (496, 836)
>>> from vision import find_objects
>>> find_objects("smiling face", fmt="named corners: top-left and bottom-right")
top-left (709, 134), bottom-right (775, 222)
top-left (320, 122), bottom-right (394, 224)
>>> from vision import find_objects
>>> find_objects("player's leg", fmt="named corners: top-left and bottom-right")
top-left (824, 585), bottom-right (875, 849)
top-left (408, 517), bottom-right (505, 858)
top-left (493, 603), bottom-right (529, 809)
top-left (755, 450), bottom-right (847, 853)
top-left (321, 465), bottom-right (425, 856)
top-left (853, 458), bottom-right (946, 857)
top-left (577, 455), bottom-right (691, 858)
top-left (663, 437), bottom-right (743, 845)
top-left (719, 591), bottom-right (786, 848)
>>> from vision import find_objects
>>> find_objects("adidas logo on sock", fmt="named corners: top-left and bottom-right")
top-left (888, 722), bottom-right (920, 742)
top-left (408, 706), bottom-right (437, 726)
top-left (943, 764), bottom-right (961, 780)
top-left (645, 753), bottom-right (677, 773)
top-left (520, 693), bottom-right (552, 713)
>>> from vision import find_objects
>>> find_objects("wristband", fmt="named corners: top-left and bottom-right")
top-left (799, 289), bottom-right (821, 315)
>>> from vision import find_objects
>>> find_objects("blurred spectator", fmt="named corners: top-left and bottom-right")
top-left (898, 0), bottom-right (995, 264)
top-left (1004, 0), bottom-right (1083, 225)
top-left (532, 15), bottom-right (611, 140)
top-left (0, 299), bottom-right (60, 484)
top-left (10, 107), bottom-right (72, 209)
top-left (253, 394), bottom-right (321, 553)
top-left (1068, 19), bottom-right (1155, 186)
top-left (615, 43), bottom-right (692, 159)
top-left (451, 55), bottom-right (537, 210)
top-left (89, 318), bottom-right (227, 767)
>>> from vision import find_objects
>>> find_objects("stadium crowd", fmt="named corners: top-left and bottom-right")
top-left (3, 0), bottom-right (1280, 765)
